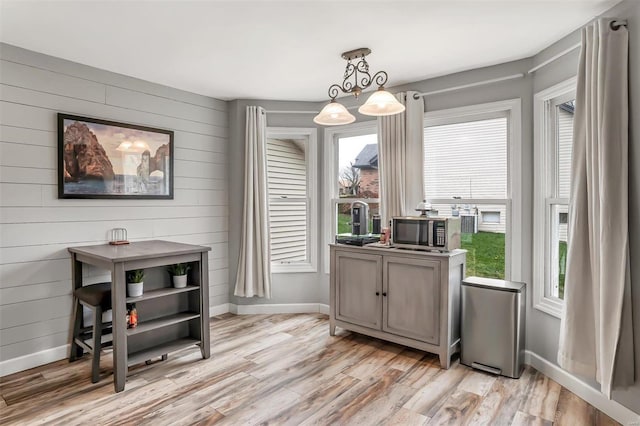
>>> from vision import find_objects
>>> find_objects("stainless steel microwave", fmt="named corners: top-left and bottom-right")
top-left (390, 216), bottom-right (461, 251)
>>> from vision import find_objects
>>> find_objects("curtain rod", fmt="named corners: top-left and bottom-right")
top-left (264, 110), bottom-right (318, 114)
top-left (528, 20), bottom-right (627, 74)
top-left (527, 43), bottom-right (581, 74)
top-left (264, 19), bottom-right (629, 111)
top-left (265, 105), bottom-right (359, 114)
top-left (412, 73), bottom-right (525, 99)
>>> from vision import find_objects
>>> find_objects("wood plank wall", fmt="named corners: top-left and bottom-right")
top-left (0, 43), bottom-right (229, 370)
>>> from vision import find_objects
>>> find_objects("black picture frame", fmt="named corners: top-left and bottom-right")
top-left (58, 113), bottom-right (174, 199)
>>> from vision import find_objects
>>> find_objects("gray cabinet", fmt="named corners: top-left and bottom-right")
top-left (330, 244), bottom-right (465, 369)
top-left (383, 256), bottom-right (440, 345)
top-left (334, 250), bottom-right (382, 329)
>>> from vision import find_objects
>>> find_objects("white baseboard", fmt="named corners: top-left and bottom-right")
top-left (525, 350), bottom-right (640, 425)
top-left (228, 302), bottom-right (329, 315)
top-left (0, 344), bottom-right (69, 378)
top-left (209, 303), bottom-right (231, 316)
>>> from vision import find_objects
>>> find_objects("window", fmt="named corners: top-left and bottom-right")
top-left (423, 99), bottom-right (522, 281)
top-left (481, 211), bottom-right (501, 224)
top-left (323, 121), bottom-right (379, 272)
top-left (534, 78), bottom-right (576, 317)
top-left (266, 127), bottom-right (317, 273)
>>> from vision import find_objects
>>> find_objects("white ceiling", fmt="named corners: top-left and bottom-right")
top-left (0, 0), bottom-right (620, 102)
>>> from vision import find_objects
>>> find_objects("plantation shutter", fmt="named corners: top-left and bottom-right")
top-left (266, 138), bottom-right (308, 262)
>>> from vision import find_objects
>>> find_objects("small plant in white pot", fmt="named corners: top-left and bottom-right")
top-left (168, 263), bottom-right (190, 288)
top-left (127, 269), bottom-right (144, 297)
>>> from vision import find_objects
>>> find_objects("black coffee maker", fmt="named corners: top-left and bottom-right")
top-left (351, 201), bottom-right (369, 235)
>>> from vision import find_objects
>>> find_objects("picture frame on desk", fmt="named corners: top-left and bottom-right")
top-left (57, 113), bottom-right (174, 199)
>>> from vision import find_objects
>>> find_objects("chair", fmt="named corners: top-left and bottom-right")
top-left (69, 282), bottom-right (112, 383)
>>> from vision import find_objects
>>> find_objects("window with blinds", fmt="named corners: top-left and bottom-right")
top-left (548, 98), bottom-right (575, 300)
top-left (266, 137), bottom-right (309, 264)
top-left (533, 79), bottom-right (576, 317)
top-left (423, 117), bottom-right (507, 200)
top-left (423, 115), bottom-right (509, 279)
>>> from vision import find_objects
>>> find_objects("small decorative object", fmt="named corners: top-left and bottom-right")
top-left (58, 113), bottom-right (174, 199)
top-left (416, 199), bottom-right (437, 217)
top-left (126, 303), bottom-right (138, 328)
top-left (167, 263), bottom-right (190, 288)
top-left (126, 269), bottom-right (144, 297)
top-left (380, 227), bottom-right (390, 244)
top-left (109, 228), bottom-right (129, 245)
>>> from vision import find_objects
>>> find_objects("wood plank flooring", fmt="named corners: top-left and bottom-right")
top-left (0, 313), bottom-right (620, 425)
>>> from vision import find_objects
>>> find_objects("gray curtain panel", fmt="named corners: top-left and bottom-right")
top-left (558, 18), bottom-right (633, 397)
top-left (378, 91), bottom-right (425, 226)
top-left (234, 106), bottom-right (272, 299)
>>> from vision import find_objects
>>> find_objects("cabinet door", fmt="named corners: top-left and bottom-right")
top-left (335, 251), bottom-right (382, 330)
top-left (383, 256), bottom-right (441, 344)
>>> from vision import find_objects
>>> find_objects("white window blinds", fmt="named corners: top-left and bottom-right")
top-left (423, 117), bottom-right (507, 199)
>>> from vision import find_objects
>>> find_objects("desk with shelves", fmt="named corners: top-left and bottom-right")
top-left (68, 240), bottom-right (211, 392)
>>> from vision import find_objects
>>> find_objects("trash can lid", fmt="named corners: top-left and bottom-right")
top-left (462, 276), bottom-right (526, 292)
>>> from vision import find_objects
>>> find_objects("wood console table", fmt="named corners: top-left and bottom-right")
top-left (68, 240), bottom-right (211, 392)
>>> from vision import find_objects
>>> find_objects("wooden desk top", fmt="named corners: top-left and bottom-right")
top-left (68, 240), bottom-right (211, 263)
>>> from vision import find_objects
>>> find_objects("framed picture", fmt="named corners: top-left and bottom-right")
top-left (58, 113), bottom-right (174, 199)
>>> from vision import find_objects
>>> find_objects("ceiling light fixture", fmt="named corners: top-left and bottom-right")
top-left (314, 47), bottom-right (405, 126)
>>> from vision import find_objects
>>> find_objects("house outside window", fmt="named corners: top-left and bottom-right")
top-left (423, 99), bottom-right (522, 281)
top-left (266, 127), bottom-right (317, 273)
top-left (534, 78), bottom-right (576, 318)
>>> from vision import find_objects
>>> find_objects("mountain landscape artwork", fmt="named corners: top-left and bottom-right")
top-left (58, 114), bottom-right (174, 199)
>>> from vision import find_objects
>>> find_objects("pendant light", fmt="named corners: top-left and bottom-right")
top-left (358, 88), bottom-right (405, 116)
top-left (313, 101), bottom-right (356, 126)
top-left (314, 48), bottom-right (405, 126)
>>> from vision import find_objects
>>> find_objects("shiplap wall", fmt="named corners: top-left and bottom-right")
top-left (0, 43), bottom-right (229, 374)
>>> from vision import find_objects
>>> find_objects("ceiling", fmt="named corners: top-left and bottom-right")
top-left (0, 0), bottom-right (620, 102)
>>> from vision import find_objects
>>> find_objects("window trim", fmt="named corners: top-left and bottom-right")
top-left (423, 98), bottom-right (522, 282)
top-left (322, 121), bottom-right (378, 274)
top-left (266, 127), bottom-right (317, 274)
top-left (533, 77), bottom-right (576, 318)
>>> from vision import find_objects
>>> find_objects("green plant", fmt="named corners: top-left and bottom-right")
top-left (126, 269), bottom-right (144, 283)
top-left (167, 263), bottom-right (190, 276)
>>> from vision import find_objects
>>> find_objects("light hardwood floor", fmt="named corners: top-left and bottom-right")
top-left (0, 313), bottom-right (620, 425)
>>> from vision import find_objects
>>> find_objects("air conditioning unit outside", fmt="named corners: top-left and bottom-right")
top-left (460, 214), bottom-right (478, 234)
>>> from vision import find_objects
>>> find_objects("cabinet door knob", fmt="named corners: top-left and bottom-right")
top-left (382, 292), bottom-right (387, 297)
top-left (375, 292), bottom-right (380, 296)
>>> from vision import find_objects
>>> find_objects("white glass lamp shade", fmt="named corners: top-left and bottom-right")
top-left (313, 101), bottom-right (356, 126)
top-left (358, 89), bottom-right (406, 116)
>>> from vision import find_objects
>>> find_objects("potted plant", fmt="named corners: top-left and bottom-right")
top-left (167, 263), bottom-right (190, 288)
top-left (126, 269), bottom-right (144, 297)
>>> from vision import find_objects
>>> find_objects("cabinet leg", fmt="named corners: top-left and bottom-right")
top-left (439, 352), bottom-right (451, 369)
top-left (329, 321), bottom-right (336, 336)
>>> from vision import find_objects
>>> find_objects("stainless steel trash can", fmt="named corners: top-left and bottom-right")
top-left (461, 276), bottom-right (525, 378)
